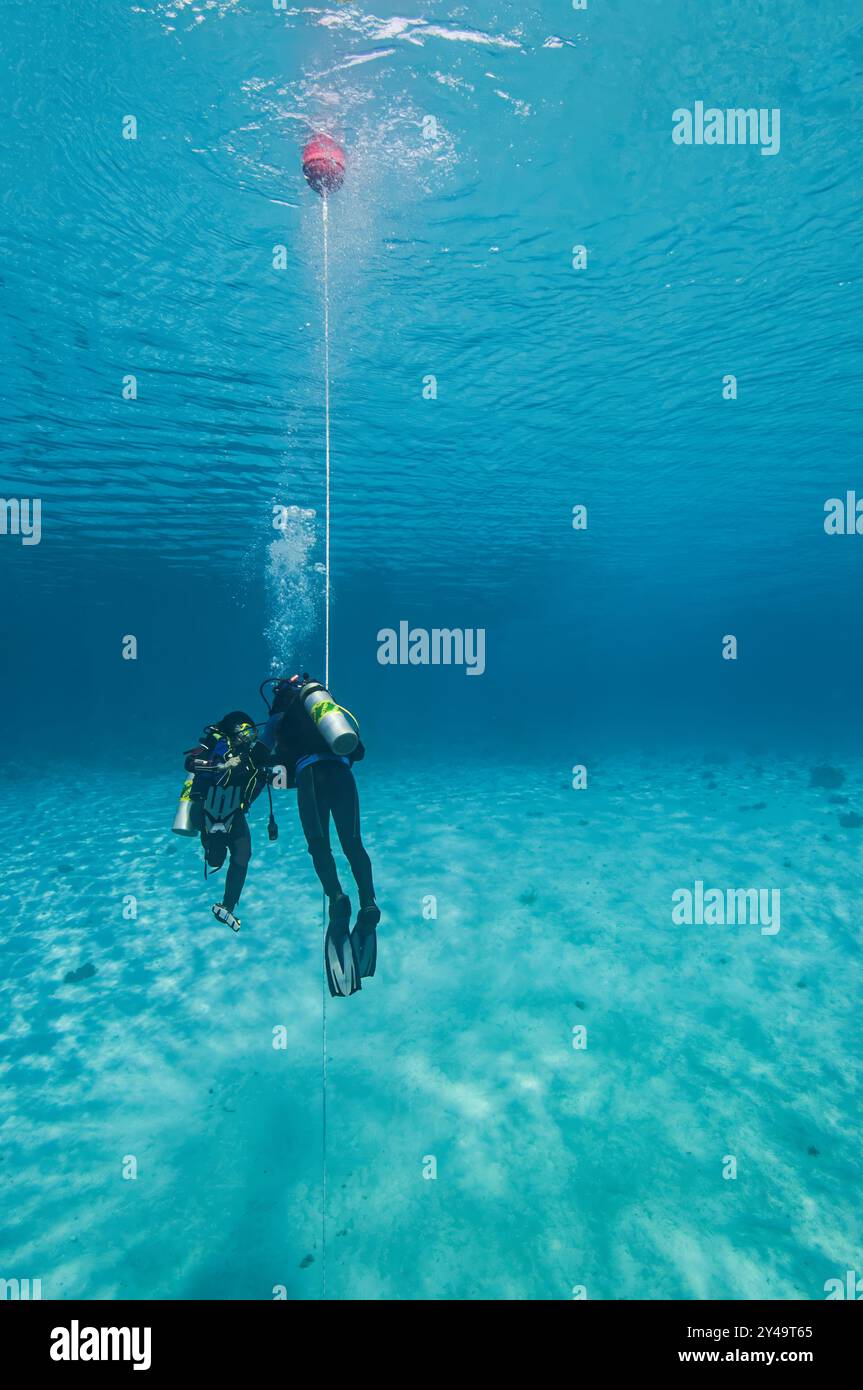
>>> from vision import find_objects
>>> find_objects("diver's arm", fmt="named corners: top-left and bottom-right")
top-left (251, 740), bottom-right (277, 770)
top-left (257, 712), bottom-right (298, 786)
top-left (280, 763), bottom-right (297, 789)
top-left (184, 730), bottom-right (222, 773)
top-left (184, 744), bottom-right (213, 773)
top-left (349, 738), bottom-right (365, 764)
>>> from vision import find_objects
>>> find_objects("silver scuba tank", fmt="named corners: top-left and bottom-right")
top-left (172, 776), bottom-right (203, 836)
top-left (298, 681), bottom-right (359, 756)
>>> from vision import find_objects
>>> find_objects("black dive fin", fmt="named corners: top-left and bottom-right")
top-left (212, 903), bottom-right (241, 932)
top-left (351, 904), bottom-right (380, 979)
top-left (325, 917), bottom-right (361, 997)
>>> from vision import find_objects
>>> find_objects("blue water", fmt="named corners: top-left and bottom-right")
top-left (1, 1), bottom-right (862, 1301)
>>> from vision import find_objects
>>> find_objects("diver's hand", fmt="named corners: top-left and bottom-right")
top-left (216, 755), bottom-right (242, 771)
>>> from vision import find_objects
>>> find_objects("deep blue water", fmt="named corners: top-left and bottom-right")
top-left (1, 1), bottom-right (862, 1301)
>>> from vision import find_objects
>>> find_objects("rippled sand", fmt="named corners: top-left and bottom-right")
top-left (2, 756), bottom-right (861, 1300)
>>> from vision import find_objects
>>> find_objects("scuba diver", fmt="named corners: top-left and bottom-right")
top-left (181, 711), bottom-right (275, 932)
top-left (261, 673), bottom-right (379, 998)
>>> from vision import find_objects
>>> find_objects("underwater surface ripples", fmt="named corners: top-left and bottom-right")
top-left (0, 0), bottom-right (855, 595)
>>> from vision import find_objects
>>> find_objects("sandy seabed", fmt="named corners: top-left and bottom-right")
top-left (1, 754), bottom-right (861, 1300)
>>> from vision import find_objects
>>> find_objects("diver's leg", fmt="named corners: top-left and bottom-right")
top-left (202, 828), bottom-right (227, 871)
top-left (296, 764), bottom-right (343, 901)
top-left (298, 765), bottom-right (359, 995)
top-left (328, 764), bottom-right (378, 979)
top-left (329, 764), bottom-right (377, 909)
top-left (223, 815), bottom-right (251, 914)
top-left (206, 824), bottom-right (242, 931)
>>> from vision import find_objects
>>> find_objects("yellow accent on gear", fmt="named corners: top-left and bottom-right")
top-left (311, 699), bottom-right (359, 731)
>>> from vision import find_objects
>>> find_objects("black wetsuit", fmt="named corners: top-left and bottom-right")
top-left (184, 730), bottom-right (271, 914)
top-left (264, 697), bottom-right (376, 909)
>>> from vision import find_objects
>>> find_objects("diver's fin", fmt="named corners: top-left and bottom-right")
top-left (325, 915), bottom-right (361, 997)
top-left (212, 903), bottom-right (241, 932)
top-left (351, 903), bottom-right (380, 979)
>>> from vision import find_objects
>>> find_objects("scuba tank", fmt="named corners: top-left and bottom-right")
top-left (172, 775), bottom-right (203, 836)
top-left (298, 680), bottom-right (359, 755)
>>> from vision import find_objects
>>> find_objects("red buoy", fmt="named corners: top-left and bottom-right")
top-left (302, 134), bottom-right (345, 195)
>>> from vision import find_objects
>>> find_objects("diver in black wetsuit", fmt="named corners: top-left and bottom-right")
top-left (184, 711), bottom-right (273, 932)
top-left (262, 674), bottom-right (379, 995)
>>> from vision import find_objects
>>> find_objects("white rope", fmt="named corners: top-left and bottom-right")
top-left (320, 190), bottom-right (330, 1302)
top-left (322, 194), bottom-right (331, 690)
